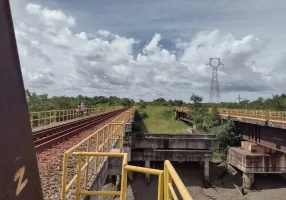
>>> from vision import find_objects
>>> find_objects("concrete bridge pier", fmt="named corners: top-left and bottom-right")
top-left (144, 161), bottom-right (151, 184)
top-left (228, 142), bottom-right (286, 190)
top-left (116, 175), bottom-right (121, 191)
top-left (128, 171), bottom-right (134, 181)
top-left (204, 161), bottom-right (210, 182)
top-left (243, 173), bottom-right (254, 189)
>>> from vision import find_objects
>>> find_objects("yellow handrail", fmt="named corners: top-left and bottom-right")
top-left (61, 107), bottom-right (134, 200)
top-left (61, 107), bottom-right (192, 200)
top-left (30, 106), bottom-right (123, 128)
top-left (63, 152), bottom-right (191, 200)
top-left (218, 108), bottom-right (286, 123)
top-left (175, 107), bottom-right (286, 123)
top-left (164, 160), bottom-right (193, 200)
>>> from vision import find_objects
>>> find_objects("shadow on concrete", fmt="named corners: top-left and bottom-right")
top-left (252, 174), bottom-right (286, 190)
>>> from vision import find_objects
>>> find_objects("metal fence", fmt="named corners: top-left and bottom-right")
top-left (61, 107), bottom-right (192, 200)
top-left (30, 106), bottom-right (123, 128)
top-left (218, 108), bottom-right (286, 123)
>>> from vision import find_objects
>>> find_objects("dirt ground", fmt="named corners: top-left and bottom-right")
top-left (101, 162), bottom-right (286, 200)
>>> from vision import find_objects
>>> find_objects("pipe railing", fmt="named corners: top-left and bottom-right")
top-left (61, 107), bottom-right (192, 200)
top-left (30, 106), bottom-right (123, 128)
top-left (61, 107), bottom-right (134, 200)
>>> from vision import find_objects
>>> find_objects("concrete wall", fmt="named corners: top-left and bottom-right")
top-left (86, 157), bottom-right (109, 200)
top-left (132, 149), bottom-right (213, 162)
top-left (132, 133), bottom-right (219, 150)
top-left (134, 137), bottom-right (219, 150)
top-left (221, 115), bottom-right (286, 129)
top-left (228, 147), bottom-right (286, 173)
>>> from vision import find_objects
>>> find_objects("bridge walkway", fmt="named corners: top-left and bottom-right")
top-left (31, 106), bottom-right (123, 132)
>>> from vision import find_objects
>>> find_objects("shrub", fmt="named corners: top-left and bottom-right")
top-left (137, 109), bottom-right (148, 119)
top-left (159, 108), bottom-right (173, 120)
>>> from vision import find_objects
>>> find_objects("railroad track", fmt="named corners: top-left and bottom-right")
top-left (33, 107), bottom-right (129, 152)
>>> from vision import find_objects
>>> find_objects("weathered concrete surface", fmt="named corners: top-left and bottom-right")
top-left (243, 173), bottom-right (254, 189)
top-left (107, 148), bottom-right (122, 175)
top-left (227, 147), bottom-right (286, 173)
top-left (133, 133), bottom-right (219, 150)
top-left (131, 149), bottom-right (213, 162)
top-left (221, 115), bottom-right (286, 129)
top-left (86, 156), bottom-right (109, 200)
top-left (221, 115), bottom-right (267, 126)
top-left (204, 161), bottom-right (210, 182)
top-left (241, 141), bottom-right (277, 154)
top-left (125, 123), bottom-right (132, 133)
top-left (86, 140), bottom-right (122, 200)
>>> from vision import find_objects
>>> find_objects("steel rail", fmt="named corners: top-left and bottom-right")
top-left (33, 109), bottom-right (125, 139)
top-left (34, 107), bottom-right (129, 152)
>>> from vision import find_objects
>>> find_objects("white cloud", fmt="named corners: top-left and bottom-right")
top-left (26, 3), bottom-right (75, 27)
top-left (11, 1), bottom-right (285, 101)
top-left (22, 68), bottom-right (55, 88)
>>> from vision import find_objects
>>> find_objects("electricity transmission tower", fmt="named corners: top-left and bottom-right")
top-left (236, 94), bottom-right (246, 103)
top-left (207, 58), bottom-right (224, 103)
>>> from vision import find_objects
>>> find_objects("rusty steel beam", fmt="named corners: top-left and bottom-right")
top-left (236, 122), bottom-right (286, 153)
top-left (0, 0), bottom-right (43, 199)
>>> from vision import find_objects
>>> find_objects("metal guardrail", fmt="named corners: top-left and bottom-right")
top-left (175, 107), bottom-right (286, 123)
top-left (164, 160), bottom-right (193, 200)
top-left (218, 108), bottom-right (286, 123)
top-left (174, 106), bottom-right (189, 112)
top-left (61, 107), bottom-right (134, 199)
top-left (63, 153), bottom-right (192, 200)
top-left (61, 107), bottom-right (192, 200)
top-left (29, 106), bottom-right (123, 128)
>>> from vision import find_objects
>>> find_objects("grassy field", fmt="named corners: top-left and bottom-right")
top-left (133, 105), bottom-right (190, 133)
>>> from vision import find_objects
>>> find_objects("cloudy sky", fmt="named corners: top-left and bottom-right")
top-left (10, 0), bottom-right (286, 102)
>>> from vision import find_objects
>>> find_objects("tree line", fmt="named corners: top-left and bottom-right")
top-left (26, 89), bottom-right (286, 112)
top-left (25, 90), bottom-right (135, 112)
top-left (207, 94), bottom-right (286, 111)
top-left (137, 93), bottom-right (286, 111)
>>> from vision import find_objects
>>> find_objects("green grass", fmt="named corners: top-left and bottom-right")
top-left (134, 105), bottom-right (190, 133)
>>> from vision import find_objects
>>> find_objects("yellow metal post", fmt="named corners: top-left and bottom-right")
top-left (94, 132), bottom-right (99, 175)
top-left (120, 124), bottom-right (124, 152)
top-left (107, 124), bottom-right (110, 151)
top-left (120, 160), bottom-right (128, 200)
top-left (103, 129), bottom-right (106, 152)
top-left (76, 155), bottom-right (82, 200)
top-left (61, 153), bottom-right (68, 200)
top-left (158, 173), bottom-right (164, 200)
top-left (84, 139), bottom-right (91, 190)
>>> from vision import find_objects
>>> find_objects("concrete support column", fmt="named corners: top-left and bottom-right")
top-left (108, 175), bottom-right (113, 182)
top-left (144, 161), bottom-right (151, 184)
top-left (204, 161), bottom-right (210, 182)
top-left (116, 175), bottom-right (121, 191)
top-left (128, 171), bottom-right (134, 181)
top-left (243, 173), bottom-right (254, 189)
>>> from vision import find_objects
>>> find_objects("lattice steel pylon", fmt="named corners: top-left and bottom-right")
top-left (207, 58), bottom-right (224, 103)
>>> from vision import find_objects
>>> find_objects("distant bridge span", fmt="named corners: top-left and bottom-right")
top-left (175, 108), bottom-right (286, 153)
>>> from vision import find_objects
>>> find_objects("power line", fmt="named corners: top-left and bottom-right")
top-left (207, 58), bottom-right (224, 103)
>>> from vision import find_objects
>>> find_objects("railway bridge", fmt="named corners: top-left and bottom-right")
top-left (1, 1), bottom-right (285, 199)
top-left (175, 108), bottom-right (286, 188)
